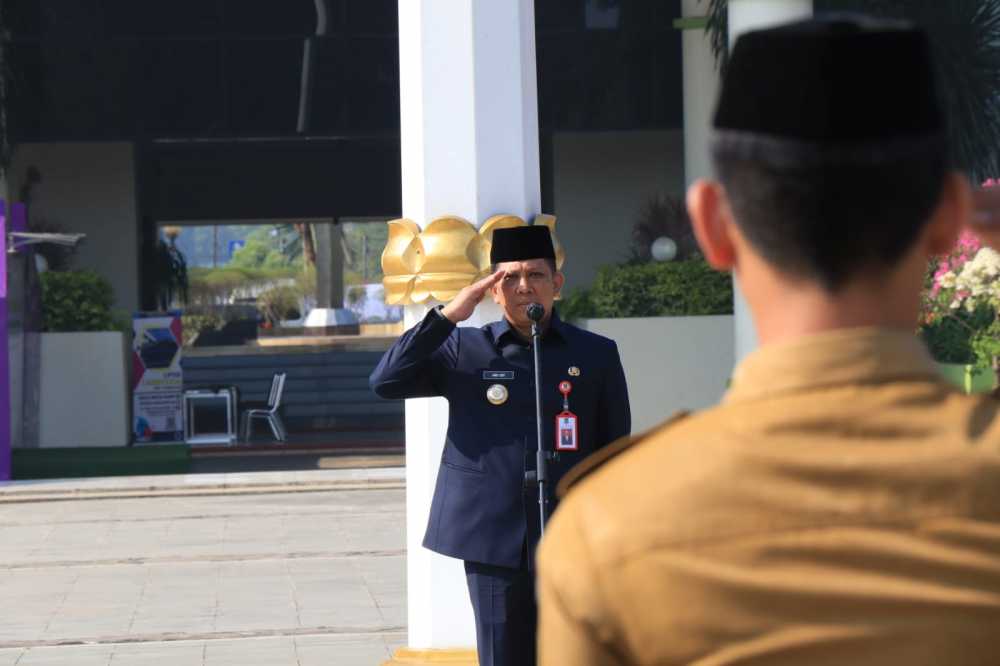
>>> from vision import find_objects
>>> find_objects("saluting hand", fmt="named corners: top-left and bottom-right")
top-left (970, 185), bottom-right (1000, 250)
top-left (441, 270), bottom-right (505, 324)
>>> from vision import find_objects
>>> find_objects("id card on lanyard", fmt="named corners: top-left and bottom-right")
top-left (555, 381), bottom-right (579, 452)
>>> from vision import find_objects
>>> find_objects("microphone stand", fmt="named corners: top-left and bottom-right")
top-left (528, 305), bottom-right (550, 534)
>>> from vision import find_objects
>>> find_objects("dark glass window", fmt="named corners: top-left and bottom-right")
top-left (584, 0), bottom-right (621, 30)
top-left (104, 0), bottom-right (224, 37)
top-left (537, 1), bottom-right (585, 30)
top-left (536, 0), bottom-right (683, 130)
top-left (7, 0), bottom-right (43, 38)
top-left (221, 0), bottom-right (316, 37)
top-left (6, 43), bottom-right (44, 140)
top-left (226, 39), bottom-right (303, 134)
top-left (139, 41), bottom-right (226, 134)
top-left (309, 36), bottom-right (399, 133)
top-left (342, 0), bottom-right (398, 34)
top-left (6, 0), bottom-right (684, 140)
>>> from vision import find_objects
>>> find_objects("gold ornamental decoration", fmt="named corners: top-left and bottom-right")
top-left (381, 214), bottom-right (565, 305)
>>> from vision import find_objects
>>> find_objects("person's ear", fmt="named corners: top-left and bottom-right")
top-left (687, 180), bottom-right (737, 270)
top-left (925, 171), bottom-right (971, 256)
top-left (552, 271), bottom-right (564, 296)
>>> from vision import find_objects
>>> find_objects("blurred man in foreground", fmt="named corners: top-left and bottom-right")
top-left (538, 16), bottom-right (1000, 665)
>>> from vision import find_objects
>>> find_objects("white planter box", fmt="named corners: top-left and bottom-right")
top-left (578, 316), bottom-right (734, 433)
top-left (39, 331), bottom-right (130, 447)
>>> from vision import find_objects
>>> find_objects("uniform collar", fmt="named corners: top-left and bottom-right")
top-left (724, 327), bottom-right (941, 404)
top-left (491, 308), bottom-right (569, 347)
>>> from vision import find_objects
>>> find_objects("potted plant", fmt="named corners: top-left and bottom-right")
top-left (920, 194), bottom-right (1000, 393)
top-left (628, 194), bottom-right (700, 263)
top-left (38, 270), bottom-right (131, 446)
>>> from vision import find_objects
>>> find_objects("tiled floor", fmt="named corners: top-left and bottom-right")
top-left (0, 486), bottom-right (407, 665)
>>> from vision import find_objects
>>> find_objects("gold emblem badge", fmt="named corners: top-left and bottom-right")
top-left (568, 366), bottom-right (581, 377)
top-left (486, 384), bottom-right (509, 405)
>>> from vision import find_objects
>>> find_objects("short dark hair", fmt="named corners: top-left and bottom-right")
top-left (712, 149), bottom-right (946, 291)
top-left (491, 258), bottom-right (557, 275)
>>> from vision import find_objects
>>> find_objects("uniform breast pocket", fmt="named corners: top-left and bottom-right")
top-left (441, 458), bottom-right (486, 476)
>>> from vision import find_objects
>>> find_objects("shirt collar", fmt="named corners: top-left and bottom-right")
top-left (490, 308), bottom-right (569, 347)
top-left (724, 327), bottom-right (941, 404)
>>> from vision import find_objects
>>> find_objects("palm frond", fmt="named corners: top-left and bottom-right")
top-left (925, 0), bottom-right (1000, 181)
top-left (629, 194), bottom-right (698, 262)
top-left (704, 0), bottom-right (1000, 180)
top-left (700, 0), bottom-right (729, 72)
top-left (814, 0), bottom-right (1000, 180)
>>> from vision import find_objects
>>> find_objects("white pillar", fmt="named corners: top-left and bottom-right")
top-left (728, 0), bottom-right (813, 363)
top-left (398, 0), bottom-right (541, 654)
top-left (729, 0), bottom-right (813, 40)
top-left (681, 0), bottom-right (720, 187)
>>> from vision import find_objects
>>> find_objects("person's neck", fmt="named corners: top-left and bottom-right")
top-left (742, 266), bottom-right (922, 348)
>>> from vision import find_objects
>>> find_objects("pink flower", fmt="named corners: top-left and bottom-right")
top-left (957, 231), bottom-right (981, 253)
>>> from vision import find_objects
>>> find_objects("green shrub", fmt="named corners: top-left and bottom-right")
top-left (581, 260), bottom-right (733, 318)
top-left (257, 285), bottom-right (301, 323)
top-left (920, 305), bottom-right (995, 364)
top-left (40, 271), bottom-right (117, 332)
top-left (181, 311), bottom-right (224, 347)
top-left (188, 266), bottom-right (300, 306)
top-left (557, 288), bottom-right (597, 321)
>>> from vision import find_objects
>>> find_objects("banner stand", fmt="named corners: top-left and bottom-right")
top-left (132, 311), bottom-right (184, 444)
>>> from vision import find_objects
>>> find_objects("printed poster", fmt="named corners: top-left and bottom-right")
top-left (132, 312), bottom-right (184, 442)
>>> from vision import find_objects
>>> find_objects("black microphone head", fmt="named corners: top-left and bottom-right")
top-left (526, 303), bottom-right (545, 322)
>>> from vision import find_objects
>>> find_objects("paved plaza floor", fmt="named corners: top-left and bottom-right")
top-left (0, 470), bottom-right (408, 665)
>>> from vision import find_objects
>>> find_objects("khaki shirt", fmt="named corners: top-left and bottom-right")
top-left (537, 328), bottom-right (1000, 665)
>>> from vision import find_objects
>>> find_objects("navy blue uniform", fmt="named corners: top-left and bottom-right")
top-left (370, 306), bottom-right (630, 666)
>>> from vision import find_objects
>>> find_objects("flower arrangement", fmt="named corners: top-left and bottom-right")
top-left (920, 179), bottom-right (1000, 378)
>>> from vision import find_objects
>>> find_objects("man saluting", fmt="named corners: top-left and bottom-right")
top-left (370, 225), bottom-right (630, 666)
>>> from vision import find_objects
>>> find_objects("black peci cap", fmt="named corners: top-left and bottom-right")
top-left (712, 16), bottom-right (946, 164)
top-left (490, 225), bottom-right (556, 265)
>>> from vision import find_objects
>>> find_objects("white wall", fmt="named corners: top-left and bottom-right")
top-left (39, 332), bottom-right (130, 447)
top-left (553, 130), bottom-right (686, 291)
top-left (579, 315), bottom-right (734, 433)
top-left (10, 142), bottom-right (139, 311)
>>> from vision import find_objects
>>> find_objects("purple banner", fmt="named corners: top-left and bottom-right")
top-left (0, 209), bottom-right (10, 481)
top-left (0, 210), bottom-right (6, 299)
top-left (11, 202), bottom-right (26, 234)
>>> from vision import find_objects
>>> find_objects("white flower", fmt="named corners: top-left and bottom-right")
top-left (954, 249), bottom-right (1000, 309)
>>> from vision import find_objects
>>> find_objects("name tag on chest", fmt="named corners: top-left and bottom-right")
top-left (482, 370), bottom-right (515, 381)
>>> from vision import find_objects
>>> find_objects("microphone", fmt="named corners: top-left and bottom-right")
top-left (526, 303), bottom-right (545, 322)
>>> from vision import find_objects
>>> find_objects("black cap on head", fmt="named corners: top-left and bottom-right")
top-left (490, 226), bottom-right (556, 265)
top-left (712, 16), bottom-right (945, 162)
